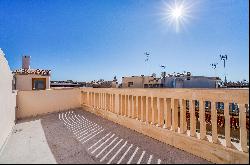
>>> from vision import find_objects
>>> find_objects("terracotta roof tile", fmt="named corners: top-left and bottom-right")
top-left (13, 69), bottom-right (51, 76)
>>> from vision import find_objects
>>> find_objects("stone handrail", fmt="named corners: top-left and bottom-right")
top-left (80, 88), bottom-right (249, 163)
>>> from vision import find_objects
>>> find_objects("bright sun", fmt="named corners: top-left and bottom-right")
top-left (171, 6), bottom-right (184, 20)
top-left (160, 0), bottom-right (195, 33)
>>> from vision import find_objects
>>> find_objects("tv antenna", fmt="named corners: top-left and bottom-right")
top-left (210, 63), bottom-right (218, 69)
top-left (220, 54), bottom-right (228, 68)
top-left (144, 52), bottom-right (150, 62)
top-left (210, 63), bottom-right (218, 77)
top-left (220, 54), bottom-right (228, 83)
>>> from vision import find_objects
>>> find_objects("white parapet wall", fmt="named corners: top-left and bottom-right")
top-left (16, 88), bottom-right (82, 119)
top-left (0, 49), bottom-right (16, 150)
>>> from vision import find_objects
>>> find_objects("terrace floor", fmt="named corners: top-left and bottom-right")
top-left (0, 108), bottom-right (211, 164)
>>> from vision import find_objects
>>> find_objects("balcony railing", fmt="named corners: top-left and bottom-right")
top-left (80, 88), bottom-right (249, 163)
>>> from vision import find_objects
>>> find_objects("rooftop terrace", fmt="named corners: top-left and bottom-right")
top-left (0, 87), bottom-right (248, 164)
top-left (0, 109), bottom-right (210, 164)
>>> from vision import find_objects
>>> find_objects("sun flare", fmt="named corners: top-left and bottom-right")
top-left (160, 0), bottom-right (195, 33)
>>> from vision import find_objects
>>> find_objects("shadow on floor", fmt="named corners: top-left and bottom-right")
top-left (36, 108), bottom-right (211, 164)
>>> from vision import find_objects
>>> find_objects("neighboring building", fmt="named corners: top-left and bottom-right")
top-left (122, 73), bottom-right (221, 89)
top-left (13, 56), bottom-right (51, 91)
top-left (50, 80), bottom-right (83, 88)
top-left (91, 80), bottom-right (116, 88)
top-left (222, 81), bottom-right (249, 88)
top-left (122, 75), bottom-right (162, 88)
top-left (161, 75), bottom-right (221, 88)
top-left (111, 81), bottom-right (118, 88)
top-left (84, 77), bottom-right (118, 88)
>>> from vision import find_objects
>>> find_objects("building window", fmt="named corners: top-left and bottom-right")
top-left (12, 76), bottom-right (16, 90)
top-left (128, 82), bottom-right (133, 87)
top-left (32, 78), bottom-right (46, 90)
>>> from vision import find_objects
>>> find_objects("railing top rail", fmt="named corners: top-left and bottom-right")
top-left (80, 88), bottom-right (249, 104)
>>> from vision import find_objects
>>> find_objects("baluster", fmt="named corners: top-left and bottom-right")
top-left (87, 92), bottom-right (89, 106)
top-left (118, 94), bottom-right (121, 115)
top-left (135, 96), bottom-right (139, 119)
top-left (112, 94), bottom-right (115, 114)
top-left (126, 95), bottom-right (129, 116)
top-left (108, 93), bottom-right (111, 111)
top-left (146, 96), bottom-right (149, 123)
top-left (112, 94), bottom-right (114, 112)
top-left (224, 102), bottom-right (231, 147)
top-left (211, 101), bottom-right (218, 143)
top-left (239, 104), bottom-right (248, 152)
top-left (106, 93), bottom-right (108, 110)
top-left (132, 96), bottom-right (135, 118)
top-left (105, 93), bottom-right (108, 110)
top-left (96, 93), bottom-right (98, 108)
top-left (151, 97), bottom-right (154, 124)
top-left (90, 92), bottom-right (92, 107)
top-left (157, 98), bottom-right (164, 127)
top-left (100, 92), bottom-right (102, 109)
top-left (180, 99), bottom-right (187, 134)
top-left (105, 93), bottom-right (109, 111)
top-left (102, 93), bottom-right (104, 109)
top-left (109, 94), bottom-right (111, 111)
top-left (141, 96), bottom-right (146, 122)
top-left (165, 98), bottom-right (172, 129)
top-left (93, 92), bottom-right (95, 108)
top-left (104, 93), bottom-right (106, 110)
top-left (110, 93), bottom-right (112, 112)
top-left (99, 92), bottom-right (102, 109)
top-left (108, 93), bottom-right (110, 111)
top-left (138, 96), bottom-right (141, 120)
top-left (98, 92), bottom-right (100, 109)
top-left (98, 92), bottom-right (102, 109)
top-left (101, 93), bottom-right (104, 110)
top-left (189, 100), bottom-right (196, 137)
top-left (149, 97), bottom-right (153, 124)
top-left (122, 95), bottom-right (125, 116)
top-left (97, 93), bottom-right (100, 109)
top-left (124, 95), bottom-right (126, 115)
top-left (199, 100), bottom-right (206, 140)
top-left (171, 99), bottom-right (178, 132)
top-left (128, 95), bottom-right (131, 117)
top-left (95, 92), bottom-right (97, 108)
top-left (152, 97), bottom-right (158, 125)
top-left (89, 92), bottom-right (91, 106)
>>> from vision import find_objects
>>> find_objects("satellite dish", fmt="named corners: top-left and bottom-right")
top-left (152, 73), bottom-right (156, 77)
top-left (160, 65), bottom-right (166, 69)
top-left (161, 72), bottom-right (166, 78)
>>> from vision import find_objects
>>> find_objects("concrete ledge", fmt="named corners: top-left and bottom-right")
top-left (82, 105), bottom-right (249, 164)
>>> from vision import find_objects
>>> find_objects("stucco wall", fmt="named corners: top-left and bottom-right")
top-left (183, 78), bottom-right (216, 88)
top-left (16, 88), bottom-right (81, 119)
top-left (15, 74), bottom-right (50, 91)
top-left (122, 77), bottom-right (143, 88)
top-left (122, 76), bottom-right (157, 88)
top-left (0, 49), bottom-right (16, 150)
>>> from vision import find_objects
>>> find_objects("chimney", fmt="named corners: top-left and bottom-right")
top-left (22, 55), bottom-right (31, 69)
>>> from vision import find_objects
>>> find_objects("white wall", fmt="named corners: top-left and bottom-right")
top-left (0, 49), bottom-right (16, 150)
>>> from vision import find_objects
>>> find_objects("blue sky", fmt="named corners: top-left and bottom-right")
top-left (0, 0), bottom-right (249, 82)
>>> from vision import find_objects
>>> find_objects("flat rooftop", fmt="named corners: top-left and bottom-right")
top-left (0, 108), bottom-right (210, 164)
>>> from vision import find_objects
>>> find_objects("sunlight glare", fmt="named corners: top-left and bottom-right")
top-left (160, 0), bottom-right (195, 33)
